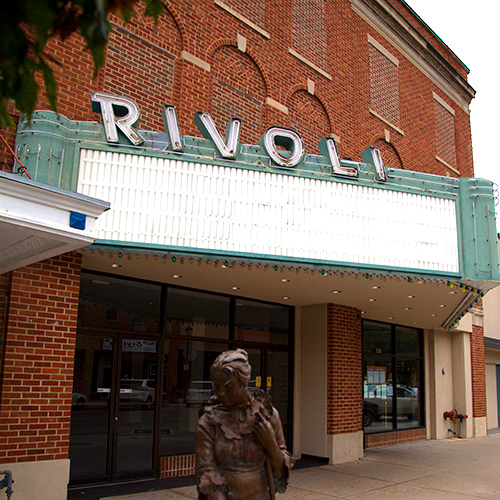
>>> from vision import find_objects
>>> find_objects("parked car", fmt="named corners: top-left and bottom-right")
top-left (186, 381), bottom-right (214, 407)
top-left (72, 392), bottom-right (88, 410)
top-left (119, 379), bottom-right (156, 409)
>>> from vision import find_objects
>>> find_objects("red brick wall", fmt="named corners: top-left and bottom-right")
top-left (327, 303), bottom-right (362, 435)
top-left (470, 323), bottom-right (486, 418)
top-left (0, 253), bottom-right (82, 463)
top-left (2, 0), bottom-right (474, 181)
top-left (364, 428), bottom-right (426, 449)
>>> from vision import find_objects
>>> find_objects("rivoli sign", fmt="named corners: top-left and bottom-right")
top-left (90, 91), bottom-right (387, 181)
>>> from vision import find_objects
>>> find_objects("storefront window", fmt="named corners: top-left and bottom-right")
top-left (165, 288), bottom-right (230, 340)
top-left (363, 321), bottom-right (423, 433)
top-left (235, 299), bottom-right (291, 345)
top-left (160, 339), bottom-right (229, 456)
top-left (78, 273), bottom-right (161, 333)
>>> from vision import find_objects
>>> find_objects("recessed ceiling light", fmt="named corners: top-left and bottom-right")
top-left (431, 313), bottom-right (438, 317)
top-left (331, 290), bottom-right (341, 294)
top-left (172, 274), bottom-right (182, 279)
top-left (231, 286), bottom-right (240, 290)
top-left (369, 298), bottom-right (377, 302)
top-left (281, 279), bottom-right (291, 282)
top-left (282, 296), bottom-right (291, 300)
top-left (372, 286), bottom-right (382, 289)
top-left (439, 304), bottom-right (447, 308)
top-left (111, 263), bottom-right (123, 268)
top-left (407, 295), bottom-right (416, 299)
top-left (403, 307), bottom-right (412, 310)
top-left (449, 291), bottom-right (458, 294)
top-left (388, 316), bottom-right (394, 320)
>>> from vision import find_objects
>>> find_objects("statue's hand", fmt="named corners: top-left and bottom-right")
top-left (254, 407), bottom-right (278, 455)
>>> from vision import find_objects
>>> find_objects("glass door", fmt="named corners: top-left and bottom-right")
top-left (70, 333), bottom-right (113, 482)
top-left (69, 334), bottom-right (159, 483)
top-left (240, 346), bottom-right (292, 445)
top-left (113, 336), bottom-right (159, 477)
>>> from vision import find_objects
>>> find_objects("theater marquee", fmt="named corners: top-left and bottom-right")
top-left (14, 93), bottom-right (500, 284)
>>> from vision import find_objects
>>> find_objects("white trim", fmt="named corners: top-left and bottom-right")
top-left (265, 97), bottom-right (289, 114)
top-left (369, 109), bottom-right (404, 135)
top-left (433, 91), bottom-right (455, 115)
top-left (181, 51), bottom-right (211, 72)
top-left (214, 0), bottom-right (271, 39)
top-left (237, 33), bottom-right (247, 53)
top-left (368, 34), bottom-right (399, 66)
top-left (436, 155), bottom-right (460, 175)
top-left (307, 78), bottom-right (315, 95)
top-left (288, 48), bottom-right (332, 81)
top-left (351, 0), bottom-right (471, 115)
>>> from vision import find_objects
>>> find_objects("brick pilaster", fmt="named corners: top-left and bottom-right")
top-left (0, 253), bottom-right (82, 463)
top-left (326, 303), bottom-right (362, 434)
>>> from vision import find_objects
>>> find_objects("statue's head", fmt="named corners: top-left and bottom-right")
top-left (210, 349), bottom-right (251, 407)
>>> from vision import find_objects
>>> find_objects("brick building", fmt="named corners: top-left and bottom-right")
top-left (1, 1), bottom-right (499, 499)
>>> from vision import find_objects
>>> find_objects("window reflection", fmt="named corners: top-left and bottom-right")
top-left (235, 299), bottom-right (290, 345)
top-left (363, 321), bottom-right (423, 433)
top-left (78, 273), bottom-right (161, 333)
top-left (165, 288), bottom-right (230, 340)
top-left (160, 340), bottom-right (229, 456)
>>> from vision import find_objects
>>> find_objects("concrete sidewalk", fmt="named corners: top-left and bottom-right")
top-left (103, 434), bottom-right (500, 500)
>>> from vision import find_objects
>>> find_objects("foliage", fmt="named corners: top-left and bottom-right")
top-left (0, 0), bottom-right (163, 128)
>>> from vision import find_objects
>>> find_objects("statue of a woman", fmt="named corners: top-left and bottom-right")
top-left (195, 349), bottom-right (294, 500)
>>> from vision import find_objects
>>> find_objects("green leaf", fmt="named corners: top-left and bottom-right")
top-left (13, 63), bottom-right (40, 118)
top-left (0, 100), bottom-right (15, 129)
top-left (143, 0), bottom-right (163, 20)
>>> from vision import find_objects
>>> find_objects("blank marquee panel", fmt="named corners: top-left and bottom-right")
top-left (77, 149), bottom-right (459, 272)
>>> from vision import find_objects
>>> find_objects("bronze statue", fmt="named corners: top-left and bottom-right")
top-left (195, 349), bottom-right (294, 500)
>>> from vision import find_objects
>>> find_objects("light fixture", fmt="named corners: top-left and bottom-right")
top-left (372, 285), bottom-right (382, 289)
top-left (172, 274), bottom-right (182, 279)
top-left (369, 298), bottom-right (377, 302)
top-left (111, 263), bottom-right (123, 268)
top-left (407, 295), bottom-right (416, 299)
top-left (403, 307), bottom-right (412, 311)
top-left (282, 296), bottom-right (291, 300)
top-left (281, 279), bottom-right (291, 282)
top-left (431, 313), bottom-right (437, 317)
top-left (231, 286), bottom-right (240, 290)
top-left (331, 290), bottom-right (341, 294)
top-left (439, 304), bottom-right (447, 308)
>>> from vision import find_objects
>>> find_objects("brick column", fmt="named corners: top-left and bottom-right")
top-left (470, 323), bottom-right (486, 419)
top-left (0, 253), bottom-right (82, 464)
top-left (326, 303), bottom-right (362, 435)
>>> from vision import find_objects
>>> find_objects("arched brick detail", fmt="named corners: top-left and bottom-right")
top-left (374, 138), bottom-right (404, 169)
top-left (210, 45), bottom-right (267, 145)
top-left (289, 90), bottom-right (331, 154)
top-left (102, 6), bottom-right (183, 132)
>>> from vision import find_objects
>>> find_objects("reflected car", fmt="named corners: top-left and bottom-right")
top-left (363, 399), bottom-right (379, 427)
top-left (186, 381), bottom-right (214, 407)
top-left (72, 392), bottom-right (88, 410)
top-left (367, 384), bottom-right (418, 420)
top-left (119, 379), bottom-right (156, 409)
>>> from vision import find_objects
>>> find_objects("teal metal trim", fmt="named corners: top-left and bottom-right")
top-left (458, 177), bottom-right (500, 282)
top-left (90, 239), bottom-right (462, 279)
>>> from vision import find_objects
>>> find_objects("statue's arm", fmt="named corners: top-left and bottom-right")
top-left (254, 407), bottom-right (295, 490)
top-left (195, 416), bottom-right (229, 500)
